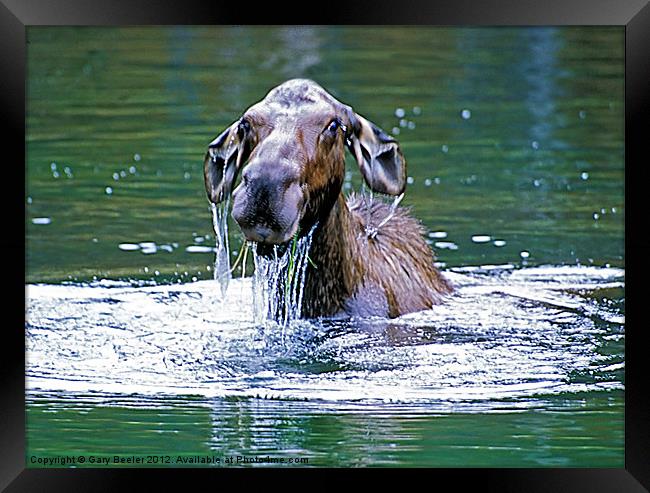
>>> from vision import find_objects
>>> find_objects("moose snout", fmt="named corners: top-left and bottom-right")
top-left (231, 162), bottom-right (304, 245)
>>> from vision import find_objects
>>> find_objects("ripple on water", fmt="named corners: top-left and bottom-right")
top-left (25, 265), bottom-right (624, 411)
top-left (117, 241), bottom-right (180, 254)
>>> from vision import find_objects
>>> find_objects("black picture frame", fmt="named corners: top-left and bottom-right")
top-left (4, 0), bottom-right (648, 490)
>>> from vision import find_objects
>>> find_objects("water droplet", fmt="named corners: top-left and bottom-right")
top-left (428, 231), bottom-right (447, 239)
top-left (27, 196), bottom-right (33, 204)
top-left (407, 121), bottom-right (416, 130)
top-left (391, 127), bottom-right (400, 135)
top-left (579, 110), bottom-right (587, 119)
top-left (533, 179), bottom-right (541, 187)
top-left (144, 267), bottom-right (149, 273)
top-left (520, 251), bottom-right (530, 258)
top-left (185, 245), bottom-right (214, 253)
top-left (50, 162), bottom-right (57, 171)
top-left (399, 119), bottom-right (408, 128)
top-left (52, 171), bottom-right (60, 178)
top-left (441, 145), bottom-right (449, 153)
top-left (133, 153), bottom-right (141, 162)
top-left (531, 141), bottom-right (539, 150)
top-left (406, 176), bottom-right (414, 185)
top-left (105, 186), bottom-right (113, 195)
top-left (580, 172), bottom-right (589, 180)
top-left (461, 109), bottom-right (471, 120)
top-left (395, 108), bottom-right (405, 118)
top-left (471, 235), bottom-right (491, 243)
top-left (434, 177), bottom-right (441, 184)
top-left (129, 166), bottom-right (137, 174)
top-left (118, 243), bottom-right (139, 251)
top-left (92, 238), bottom-right (98, 243)
top-left (593, 213), bottom-right (600, 220)
top-left (32, 217), bottom-right (51, 225)
top-left (154, 270), bottom-right (160, 276)
top-left (112, 173), bottom-right (120, 181)
top-left (120, 170), bottom-right (127, 178)
top-left (493, 240), bottom-right (506, 247)
top-left (434, 241), bottom-right (458, 250)
top-left (412, 106), bottom-right (421, 115)
top-left (184, 172), bottom-right (191, 180)
top-left (424, 178), bottom-right (432, 186)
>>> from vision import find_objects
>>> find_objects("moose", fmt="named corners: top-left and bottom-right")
top-left (204, 79), bottom-right (452, 318)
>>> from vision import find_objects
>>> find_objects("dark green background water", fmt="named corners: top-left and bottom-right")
top-left (25, 26), bottom-right (624, 467)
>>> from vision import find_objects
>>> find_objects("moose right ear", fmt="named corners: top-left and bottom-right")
top-left (203, 120), bottom-right (248, 204)
top-left (344, 111), bottom-right (407, 197)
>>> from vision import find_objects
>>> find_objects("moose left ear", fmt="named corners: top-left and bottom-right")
top-left (345, 112), bottom-right (407, 196)
top-left (203, 119), bottom-right (248, 204)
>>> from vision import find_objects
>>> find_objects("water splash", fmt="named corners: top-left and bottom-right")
top-left (251, 225), bottom-right (317, 326)
top-left (25, 265), bottom-right (625, 407)
top-left (211, 199), bottom-right (231, 297)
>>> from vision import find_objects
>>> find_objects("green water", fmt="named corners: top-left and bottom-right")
top-left (27, 392), bottom-right (622, 468)
top-left (25, 26), bottom-right (624, 467)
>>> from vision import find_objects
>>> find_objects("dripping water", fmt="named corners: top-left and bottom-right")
top-left (211, 199), bottom-right (231, 297)
top-left (251, 224), bottom-right (317, 327)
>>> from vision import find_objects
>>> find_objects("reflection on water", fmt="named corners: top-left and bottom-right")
top-left (27, 390), bottom-right (622, 467)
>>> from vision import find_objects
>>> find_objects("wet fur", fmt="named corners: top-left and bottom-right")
top-left (302, 192), bottom-right (453, 318)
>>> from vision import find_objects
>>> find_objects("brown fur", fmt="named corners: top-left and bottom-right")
top-left (302, 193), bottom-right (453, 318)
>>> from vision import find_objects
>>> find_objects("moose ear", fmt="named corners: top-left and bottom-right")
top-left (345, 112), bottom-right (407, 196)
top-left (203, 120), bottom-right (248, 204)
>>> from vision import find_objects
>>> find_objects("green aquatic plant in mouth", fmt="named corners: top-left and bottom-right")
top-left (284, 228), bottom-right (319, 302)
top-left (285, 230), bottom-right (300, 302)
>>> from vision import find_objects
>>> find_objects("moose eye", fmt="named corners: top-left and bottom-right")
top-left (326, 118), bottom-right (341, 134)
